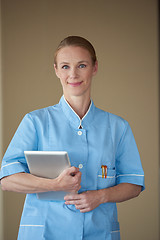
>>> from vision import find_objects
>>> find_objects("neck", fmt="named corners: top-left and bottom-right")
top-left (64, 95), bottom-right (91, 119)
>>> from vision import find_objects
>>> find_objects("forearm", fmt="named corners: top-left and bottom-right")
top-left (1, 167), bottom-right (81, 194)
top-left (64, 183), bottom-right (142, 213)
top-left (99, 183), bottom-right (142, 204)
top-left (1, 172), bottom-right (59, 194)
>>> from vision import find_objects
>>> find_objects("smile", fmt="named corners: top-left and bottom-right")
top-left (67, 81), bottom-right (83, 87)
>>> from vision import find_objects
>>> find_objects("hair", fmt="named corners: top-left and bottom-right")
top-left (54, 36), bottom-right (97, 66)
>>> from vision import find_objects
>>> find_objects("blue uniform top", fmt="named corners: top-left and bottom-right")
top-left (0, 96), bottom-right (145, 240)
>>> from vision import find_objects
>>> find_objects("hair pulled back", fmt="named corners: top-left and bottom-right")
top-left (54, 36), bottom-right (97, 66)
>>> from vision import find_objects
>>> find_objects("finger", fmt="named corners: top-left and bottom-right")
top-left (64, 167), bottom-right (78, 176)
top-left (69, 166), bottom-right (80, 174)
top-left (65, 200), bottom-right (86, 209)
top-left (64, 197), bottom-right (83, 205)
top-left (65, 197), bottom-right (87, 207)
top-left (76, 171), bottom-right (82, 177)
top-left (65, 200), bottom-right (79, 205)
top-left (64, 193), bottom-right (80, 201)
top-left (73, 172), bottom-right (82, 181)
top-left (71, 168), bottom-right (81, 177)
top-left (80, 207), bottom-right (91, 213)
top-left (75, 203), bottom-right (91, 212)
top-left (70, 185), bottom-right (81, 192)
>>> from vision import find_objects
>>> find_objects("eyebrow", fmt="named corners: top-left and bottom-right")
top-left (59, 62), bottom-right (69, 65)
top-left (59, 61), bottom-right (89, 65)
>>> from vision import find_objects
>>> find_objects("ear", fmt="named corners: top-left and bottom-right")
top-left (54, 64), bottom-right (60, 78)
top-left (92, 61), bottom-right (98, 76)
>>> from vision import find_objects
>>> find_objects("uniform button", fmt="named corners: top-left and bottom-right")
top-left (78, 131), bottom-right (82, 136)
top-left (79, 164), bottom-right (83, 169)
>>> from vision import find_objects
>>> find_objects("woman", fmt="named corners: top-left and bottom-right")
top-left (0, 36), bottom-right (145, 240)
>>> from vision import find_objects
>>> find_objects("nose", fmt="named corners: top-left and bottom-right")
top-left (69, 67), bottom-right (78, 79)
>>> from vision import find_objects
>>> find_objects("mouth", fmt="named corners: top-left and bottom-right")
top-left (67, 81), bottom-right (83, 87)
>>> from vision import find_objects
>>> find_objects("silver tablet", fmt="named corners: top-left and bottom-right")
top-left (24, 151), bottom-right (71, 201)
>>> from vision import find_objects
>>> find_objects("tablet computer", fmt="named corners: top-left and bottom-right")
top-left (24, 151), bottom-right (71, 201)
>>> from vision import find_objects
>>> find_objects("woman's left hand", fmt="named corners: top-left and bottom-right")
top-left (64, 190), bottom-right (102, 212)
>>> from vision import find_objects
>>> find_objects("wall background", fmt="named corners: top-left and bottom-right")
top-left (0, 0), bottom-right (159, 239)
top-left (0, 0), bottom-right (3, 239)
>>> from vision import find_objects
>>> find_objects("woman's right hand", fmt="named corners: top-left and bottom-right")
top-left (1, 167), bottom-right (81, 194)
top-left (56, 167), bottom-right (81, 193)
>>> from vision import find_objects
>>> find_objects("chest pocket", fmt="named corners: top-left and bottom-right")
top-left (97, 168), bottom-right (116, 190)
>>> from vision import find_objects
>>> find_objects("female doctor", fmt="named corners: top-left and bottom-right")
top-left (0, 36), bottom-right (145, 240)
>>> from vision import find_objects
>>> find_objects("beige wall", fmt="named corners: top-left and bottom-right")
top-left (1, 0), bottom-right (159, 239)
top-left (0, 0), bottom-right (3, 239)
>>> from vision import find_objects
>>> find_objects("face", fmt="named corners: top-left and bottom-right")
top-left (54, 46), bottom-right (98, 100)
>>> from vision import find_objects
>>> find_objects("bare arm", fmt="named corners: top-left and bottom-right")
top-left (64, 183), bottom-right (142, 212)
top-left (99, 182), bottom-right (142, 203)
top-left (1, 167), bottom-right (81, 194)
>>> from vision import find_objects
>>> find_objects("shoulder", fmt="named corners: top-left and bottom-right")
top-left (21, 104), bottom-right (60, 128)
top-left (95, 105), bottom-right (128, 129)
top-left (108, 112), bottom-right (128, 129)
top-left (94, 106), bottom-right (130, 145)
top-left (26, 104), bottom-right (59, 119)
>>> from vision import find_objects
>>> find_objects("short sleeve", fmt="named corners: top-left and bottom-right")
top-left (0, 113), bottom-right (38, 180)
top-left (115, 122), bottom-right (145, 191)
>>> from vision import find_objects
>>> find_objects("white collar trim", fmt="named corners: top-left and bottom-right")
top-left (63, 95), bottom-right (92, 129)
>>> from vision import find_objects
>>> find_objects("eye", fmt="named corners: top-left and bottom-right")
top-left (62, 65), bottom-right (69, 69)
top-left (79, 64), bottom-right (87, 69)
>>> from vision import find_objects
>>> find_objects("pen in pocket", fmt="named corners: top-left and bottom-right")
top-left (101, 165), bottom-right (107, 178)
